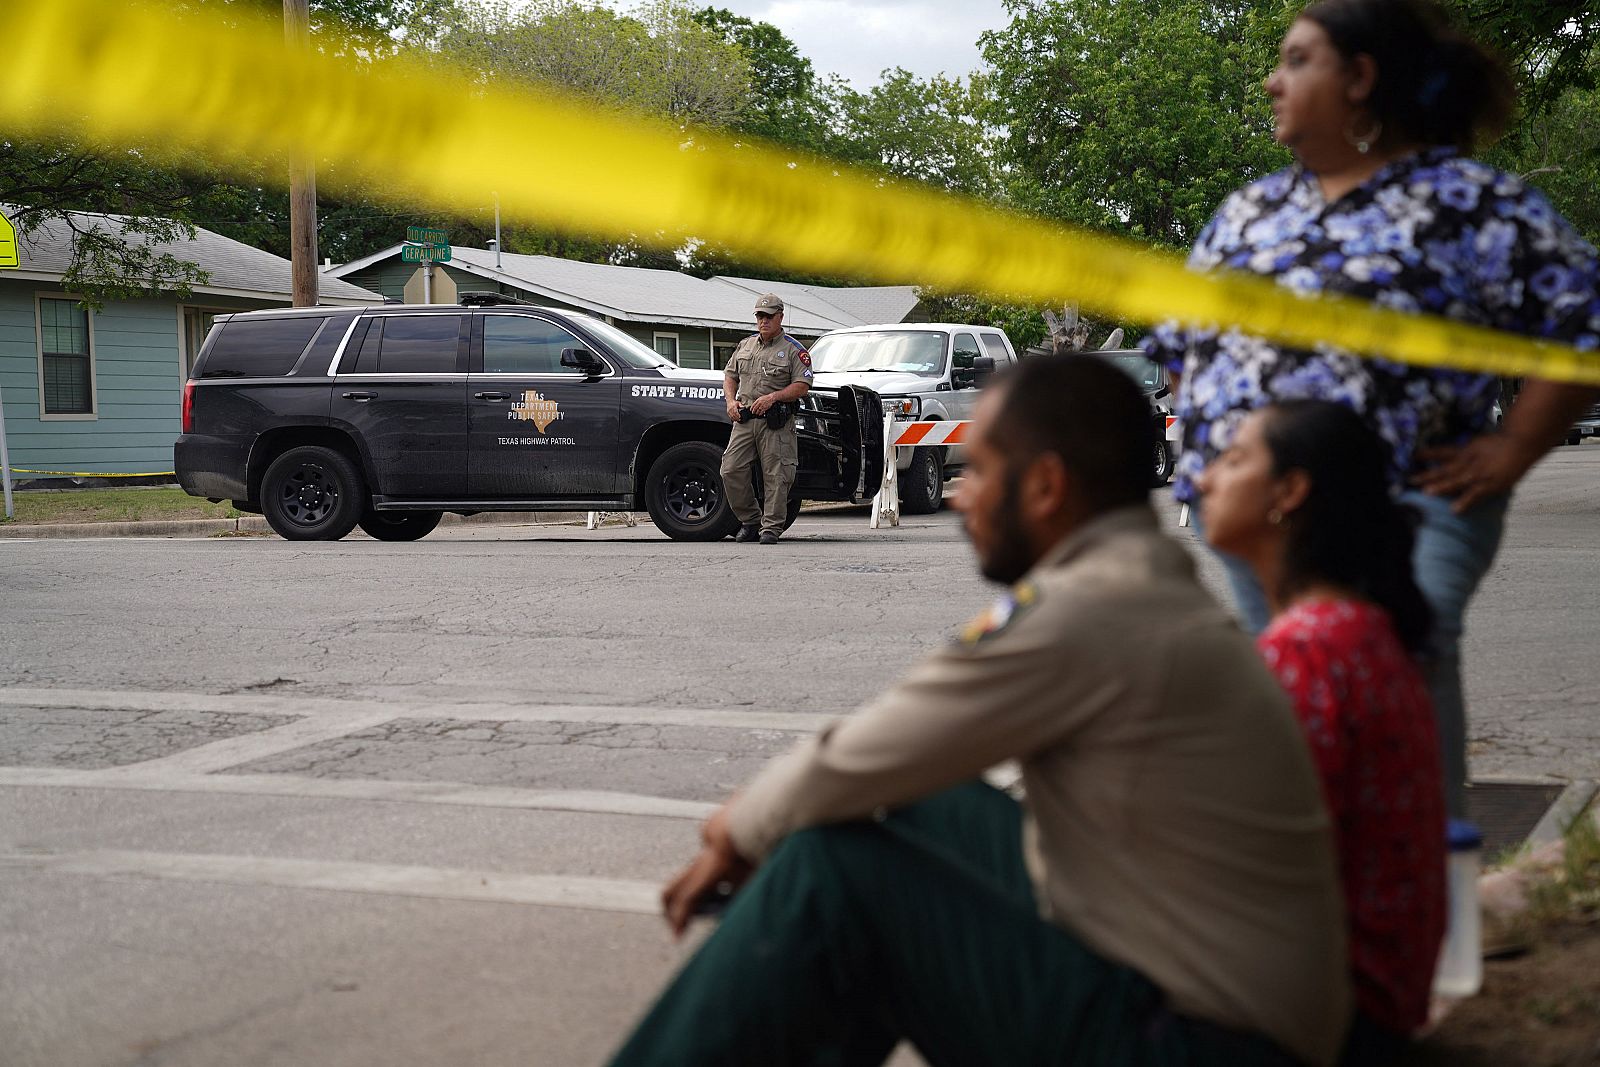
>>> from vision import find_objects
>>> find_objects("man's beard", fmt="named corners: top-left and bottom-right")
top-left (977, 466), bottom-right (1035, 585)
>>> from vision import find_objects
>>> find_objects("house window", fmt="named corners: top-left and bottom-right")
top-left (39, 297), bottom-right (94, 416)
top-left (653, 332), bottom-right (680, 363)
top-left (712, 342), bottom-right (738, 370)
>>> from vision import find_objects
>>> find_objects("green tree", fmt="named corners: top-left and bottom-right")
top-left (1452, 1), bottom-right (1600, 111)
top-left (982, 0), bottom-right (1291, 248)
top-left (829, 69), bottom-right (999, 197)
top-left (422, 0), bottom-right (751, 129)
top-left (690, 7), bottom-right (832, 148)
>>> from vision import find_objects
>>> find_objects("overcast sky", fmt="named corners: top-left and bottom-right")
top-left (613, 0), bottom-right (1013, 87)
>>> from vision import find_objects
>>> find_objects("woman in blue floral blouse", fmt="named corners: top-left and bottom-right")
top-left (1145, 0), bottom-right (1600, 816)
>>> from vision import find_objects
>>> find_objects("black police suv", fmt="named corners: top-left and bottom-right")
top-left (175, 296), bottom-right (884, 542)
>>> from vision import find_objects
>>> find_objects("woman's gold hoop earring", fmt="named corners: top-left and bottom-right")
top-left (1344, 114), bottom-right (1383, 155)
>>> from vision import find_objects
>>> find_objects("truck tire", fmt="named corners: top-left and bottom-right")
top-left (898, 447), bottom-right (943, 514)
top-left (1152, 437), bottom-right (1176, 487)
top-left (646, 441), bottom-right (741, 541)
top-left (357, 510), bottom-right (442, 541)
top-left (261, 445), bottom-right (365, 541)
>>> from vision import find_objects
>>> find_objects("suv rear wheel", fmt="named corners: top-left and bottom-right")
top-left (357, 510), bottom-right (443, 542)
top-left (261, 445), bottom-right (365, 541)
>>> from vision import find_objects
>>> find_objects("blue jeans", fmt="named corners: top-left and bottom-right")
top-left (1203, 491), bottom-right (1508, 818)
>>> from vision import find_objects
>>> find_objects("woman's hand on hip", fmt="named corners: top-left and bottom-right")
top-left (1414, 433), bottom-right (1540, 513)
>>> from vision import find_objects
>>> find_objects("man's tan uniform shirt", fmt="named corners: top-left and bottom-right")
top-left (726, 333), bottom-right (811, 405)
top-left (726, 507), bottom-right (1350, 1066)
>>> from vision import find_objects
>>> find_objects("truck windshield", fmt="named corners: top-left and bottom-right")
top-left (1102, 352), bottom-right (1163, 392)
top-left (810, 331), bottom-right (949, 377)
top-left (578, 316), bottom-right (677, 370)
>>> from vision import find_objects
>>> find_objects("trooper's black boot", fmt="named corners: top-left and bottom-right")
top-left (759, 531), bottom-right (779, 545)
top-left (734, 525), bottom-right (759, 542)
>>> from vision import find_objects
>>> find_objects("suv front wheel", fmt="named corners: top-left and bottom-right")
top-left (646, 441), bottom-right (740, 541)
top-left (261, 445), bottom-right (365, 541)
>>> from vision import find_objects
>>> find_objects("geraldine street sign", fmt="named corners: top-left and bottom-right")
top-left (401, 225), bottom-right (451, 264)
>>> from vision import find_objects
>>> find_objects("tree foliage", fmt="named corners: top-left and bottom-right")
top-left (691, 6), bottom-right (830, 147)
top-left (829, 69), bottom-right (999, 197)
top-left (982, 0), bottom-right (1291, 249)
top-left (1452, 0), bottom-right (1600, 111)
top-left (417, 0), bottom-right (752, 129)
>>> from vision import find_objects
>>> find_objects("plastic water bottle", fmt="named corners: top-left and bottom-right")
top-left (1434, 819), bottom-right (1483, 997)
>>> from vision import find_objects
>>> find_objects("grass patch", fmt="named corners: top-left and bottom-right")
top-left (0, 487), bottom-right (239, 525)
top-left (1524, 811), bottom-right (1600, 929)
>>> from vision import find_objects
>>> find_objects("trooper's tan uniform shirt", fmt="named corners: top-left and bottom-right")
top-left (721, 331), bottom-right (811, 535)
top-left (726, 507), bottom-right (1351, 1066)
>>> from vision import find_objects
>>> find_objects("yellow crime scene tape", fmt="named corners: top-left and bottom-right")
top-left (2, 1), bottom-right (1598, 386)
top-left (6, 469), bottom-right (176, 478)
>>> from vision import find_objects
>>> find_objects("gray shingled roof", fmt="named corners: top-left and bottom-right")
top-left (328, 244), bottom-right (919, 335)
top-left (713, 276), bottom-right (921, 328)
top-left (1, 207), bottom-right (381, 305)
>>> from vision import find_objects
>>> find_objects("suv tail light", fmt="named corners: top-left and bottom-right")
top-left (181, 380), bottom-right (196, 434)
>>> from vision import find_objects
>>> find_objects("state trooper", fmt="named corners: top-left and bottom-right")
top-left (720, 293), bottom-right (813, 545)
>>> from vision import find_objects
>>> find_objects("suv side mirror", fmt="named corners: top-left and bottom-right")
top-left (973, 355), bottom-right (996, 373)
top-left (561, 347), bottom-right (604, 374)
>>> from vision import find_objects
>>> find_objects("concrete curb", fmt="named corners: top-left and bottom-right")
top-left (0, 511), bottom-right (597, 540)
top-left (0, 500), bottom-right (878, 539)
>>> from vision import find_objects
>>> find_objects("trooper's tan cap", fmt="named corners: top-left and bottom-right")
top-left (754, 293), bottom-right (784, 314)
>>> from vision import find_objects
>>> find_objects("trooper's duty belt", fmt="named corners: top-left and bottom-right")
top-left (737, 401), bottom-right (796, 429)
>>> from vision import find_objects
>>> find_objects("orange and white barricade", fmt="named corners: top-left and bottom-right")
top-left (871, 418), bottom-right (972, 528)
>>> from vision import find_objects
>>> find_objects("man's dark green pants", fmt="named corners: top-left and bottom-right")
top-left (608, 782), bottom-right (1301, 1066)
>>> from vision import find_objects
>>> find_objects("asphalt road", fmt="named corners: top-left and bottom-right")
top-left (1, 444), bottom-right (1596, 1065)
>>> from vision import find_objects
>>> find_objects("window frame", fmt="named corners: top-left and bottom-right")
top-left (652, 331), bottom-right (681, 363)
top-left (35, 292), bottom-right (98, 421)
top-left (177, 303), bottom-right (233, 387)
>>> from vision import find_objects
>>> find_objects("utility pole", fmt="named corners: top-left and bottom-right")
top-left (285, 0), bottom-right (318, 307)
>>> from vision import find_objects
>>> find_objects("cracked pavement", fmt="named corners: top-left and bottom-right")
top-left (225, 718), bottom-right (804, 801)
top-left (0, 706), bottom-right (295, 769)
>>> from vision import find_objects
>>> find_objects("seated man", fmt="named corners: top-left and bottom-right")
top-left (610, 356), bottom-right (1350, 1067)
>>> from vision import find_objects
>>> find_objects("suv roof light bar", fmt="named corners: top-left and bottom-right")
top-left (459, 291), bottom-right (540, 307)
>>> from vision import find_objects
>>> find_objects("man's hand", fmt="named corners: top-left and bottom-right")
top-left (749, 394), bottom-right (773, 416)
top-left (661, 805), bottom-right (753, 938)
top-left (1414, 433), bottom-right (1542, 514)
top-left (726, 399), bottom-right (742, 422)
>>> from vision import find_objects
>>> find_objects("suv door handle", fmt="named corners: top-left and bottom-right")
top-left (341, 390), bottom-right (376, 401)
top-left (474, 391), bottom-right (512, 401)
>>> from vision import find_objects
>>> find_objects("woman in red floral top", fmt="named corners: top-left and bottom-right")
top-left (1197, 399), bottom-right (1445, 1065)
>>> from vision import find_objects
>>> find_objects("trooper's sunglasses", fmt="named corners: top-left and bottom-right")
top-left (755, 311), bottom-right (777, 320)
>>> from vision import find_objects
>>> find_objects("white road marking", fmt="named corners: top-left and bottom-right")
top-left (0, 848), bottom-right (662, 915)
top-left (0, 686), bottom-right (831, 733)
top-left (0, 766), bottom-right (714, 820)
top-left (95, 712), bottom-right (397, 777)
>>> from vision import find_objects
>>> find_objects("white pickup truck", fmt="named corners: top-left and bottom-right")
top-left (806, 323), bottom-right (1019, 513)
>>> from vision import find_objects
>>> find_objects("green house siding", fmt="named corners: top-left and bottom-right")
top-left (0, 287), bottom-right (279, 477)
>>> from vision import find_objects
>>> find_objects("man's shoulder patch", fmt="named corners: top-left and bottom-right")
top-left (959, 580), bottom-right (1039, 646)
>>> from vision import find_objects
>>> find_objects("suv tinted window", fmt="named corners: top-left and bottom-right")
top-left (200, 316), bottom-right (325, 379)
top-left (483, 315), bottom-right (583, 374)
top-left (364, 315), bottom-right (464, 374)
top-left (979, 334), bottom-right (1011, 364)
